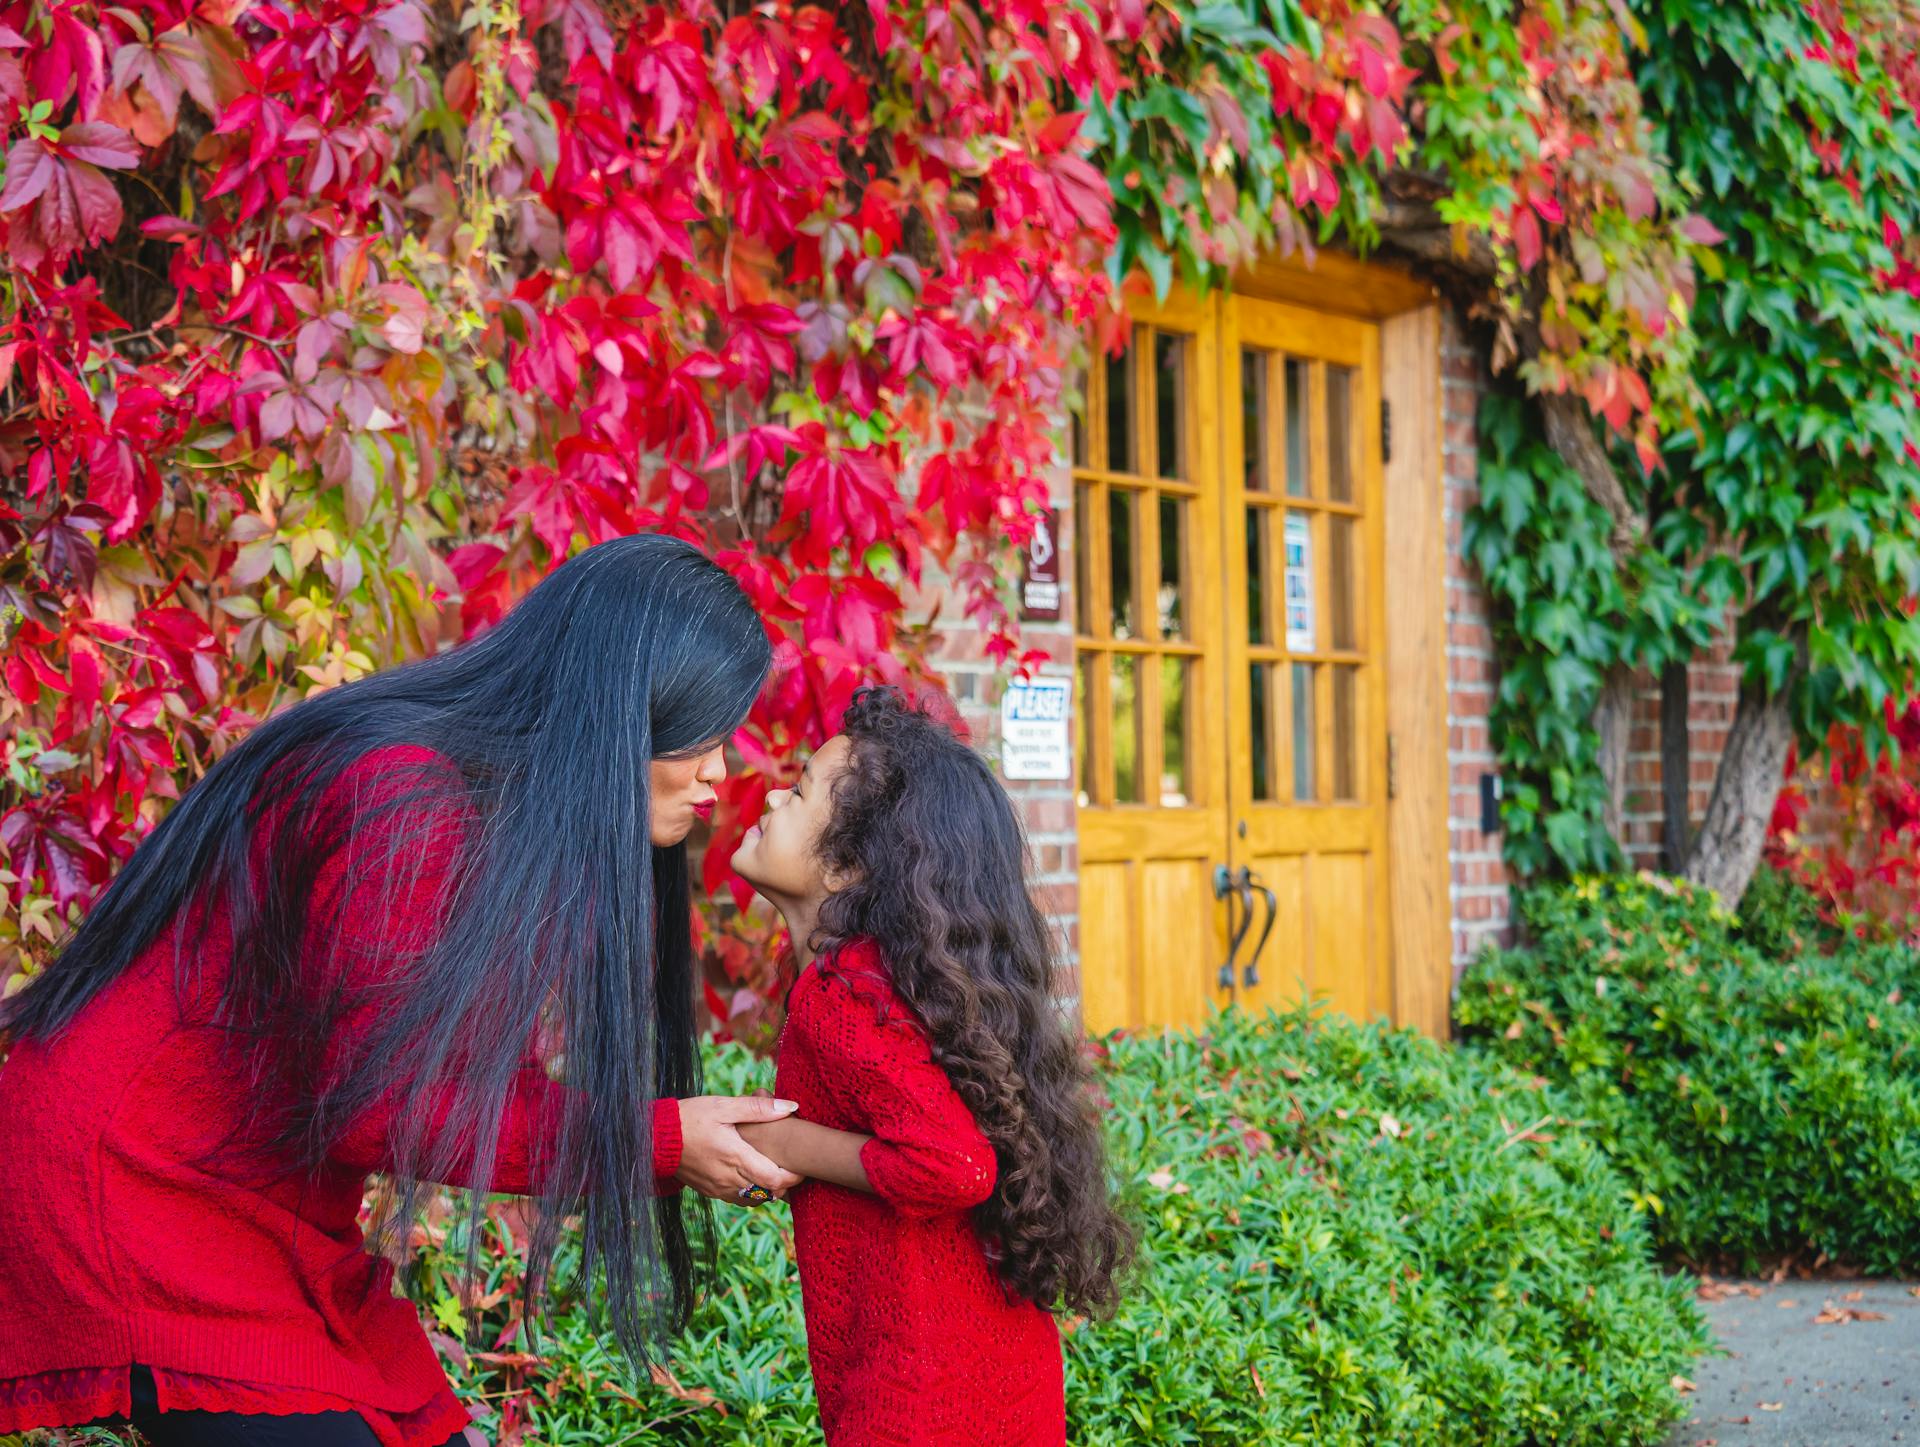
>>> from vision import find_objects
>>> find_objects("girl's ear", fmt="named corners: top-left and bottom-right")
top-left (821, 861), bottom-right (860, 895)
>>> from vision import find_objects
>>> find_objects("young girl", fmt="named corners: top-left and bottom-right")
top-left (729, 687), bottom-right (1132, 1445)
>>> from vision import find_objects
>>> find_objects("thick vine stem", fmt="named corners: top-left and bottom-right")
top-left (1684, 635), bottom-right (1808, 906)
top-left (1593, 665), bottom-right (1635, 851)
top-left (1537, 391), bottom-right (1648, 562)
top-left (1375, 194), bottom-right (1501, 280)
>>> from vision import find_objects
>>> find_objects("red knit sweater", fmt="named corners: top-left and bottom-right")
top-left (776, 940), bottom-right (1065, 1446)
top-left (0, 747), bottom-right (683, 1444)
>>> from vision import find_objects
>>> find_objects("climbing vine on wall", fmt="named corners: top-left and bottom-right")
top-left (1771, 698), bottom-right (1920, 945)
top-left (0, 0), bottom-right (1485, 1000)
top-left (1464, 0), bottom-right (1920, 900)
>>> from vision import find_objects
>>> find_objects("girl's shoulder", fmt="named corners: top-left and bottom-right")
top-left (795, 938), bottom-right (910, 1029)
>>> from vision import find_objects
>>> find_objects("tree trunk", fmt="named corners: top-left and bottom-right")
top-left (1593, 665), bottom-right (1635, 854)
top-left (1683, 659), bottom-right (1802, 906)
top-left (1660, 660), bottom-right (1692, 872)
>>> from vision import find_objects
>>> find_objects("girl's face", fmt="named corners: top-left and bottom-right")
top-left (650, 744), bottom-right (727, 847)
top-left (729, 734), bottom-right (853, 905)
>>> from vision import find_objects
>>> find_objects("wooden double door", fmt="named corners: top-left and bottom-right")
top-left (1075, 288), bottom-right (1391, 1032)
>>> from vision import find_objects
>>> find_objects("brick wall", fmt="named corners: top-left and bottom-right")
top-left (1441, 309), bottom-right (1513, 967)
top-left (1617, 632), bottom-right (1742, 871)
top-left (919, 463), bottom-right (1081, 990)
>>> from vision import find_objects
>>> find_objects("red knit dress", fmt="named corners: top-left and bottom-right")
top-left (0, 746), bottom-right (683, 1445)
top-left (775, 939), bottom-right (1065, 1447)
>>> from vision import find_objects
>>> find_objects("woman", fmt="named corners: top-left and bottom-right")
top-left (0, 534), bottom-right (800, 1446)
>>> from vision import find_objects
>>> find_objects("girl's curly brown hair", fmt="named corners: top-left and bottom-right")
top-left (812, 686), bottom-right (1134, 1317)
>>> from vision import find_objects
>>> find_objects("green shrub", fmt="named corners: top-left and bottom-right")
top-left (17, 1011), bottom-right (1700, 1447)
top-left (399, 1012), bottom-right (1702, 1446)
top-left (1734, 863), bottom-right (1839, 959)
top-left (1456, 873), bottom-right (1920, 1275)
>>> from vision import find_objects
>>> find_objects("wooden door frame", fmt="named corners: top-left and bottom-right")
top-left (1228, 249), bottom-right (1452, 1039)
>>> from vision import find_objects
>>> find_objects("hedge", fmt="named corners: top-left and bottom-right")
top-left (396, 1010), bottom-right (1701, 1446)
top-left (1456, 871), bottom-right (1920, 1275)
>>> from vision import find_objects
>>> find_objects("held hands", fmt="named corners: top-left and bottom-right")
top-left (676, 1094), bottom-right (804, 1204)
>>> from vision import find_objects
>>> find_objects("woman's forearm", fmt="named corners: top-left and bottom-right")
top-left (738, 1117), bottom-right (874, 1193)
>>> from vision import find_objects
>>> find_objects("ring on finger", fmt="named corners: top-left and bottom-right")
top-left (737, 1183), bottom-right (774, 1207)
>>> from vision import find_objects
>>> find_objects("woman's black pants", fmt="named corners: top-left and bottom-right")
top-left (82, 1365), bottom-right (467, 1446)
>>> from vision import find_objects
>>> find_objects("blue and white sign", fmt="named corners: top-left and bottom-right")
top-left (1000, 675), bottom-right (1072, 781)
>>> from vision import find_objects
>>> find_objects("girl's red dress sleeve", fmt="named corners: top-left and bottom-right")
top-left (309, 746), bottom-right (683, 1194)
top-left (806, 949), bottom-right (997, 1218)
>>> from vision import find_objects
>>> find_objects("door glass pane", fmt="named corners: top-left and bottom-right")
top-left (1333, 665), bottom-right (1358, 801)
top-left (1155, 333), bottom-right (1187, 480)
top-left (1246, 506), bottom-right (1270, 646)
top-left (1291, 661), bottom-right (1316, 801)
top-left (1108, 489), bottom-right (1138, 640)
top-left (1112, 654), bottom-right (1143, 803)
top-left (1076, 651), bottom-right (1095, 806)
top-left (1160, 656), bottom-right (1191, 807)
top-left (1329, 514), bottom-right (1356, 653)
top-left (1249, 662), bottom-right (1273, 802)
top-left (1327, 366), bottom-right (1354, 503)
top-left (1105, 337), bottom-right (1135, 474)
top-left (1284, 358), bottom-right (1310, 497)
top-left (1158, 496), bottom-right (1186, 640)
top-left (1242, 349), bottom-right (1269, 493)
top-left (1071, 403), bottom-right (1088, 469)
top-left (1075, 481), bottom-right (1096, 637)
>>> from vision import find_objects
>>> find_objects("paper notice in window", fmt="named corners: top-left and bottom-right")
top-left (1283, 513), bottom-right (1314, 652)
top-left (1001, 675), bottom-right (1072, 781)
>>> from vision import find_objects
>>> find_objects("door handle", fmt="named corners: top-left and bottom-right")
top-left (1211, 864), bottom-right (1252, 992)
top-left (1233, 869), bottom-right (1257, 984)
top-left (1241, 870), bottom-right (1278, 987)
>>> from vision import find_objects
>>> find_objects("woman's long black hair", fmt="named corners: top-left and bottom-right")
top-left (3, 532), bottom-right (770, 1365)
top-left (813, 688), bottom-right (1133, 1317)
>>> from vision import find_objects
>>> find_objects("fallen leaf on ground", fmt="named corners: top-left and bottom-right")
top-left (1814, 1307), bottom-right (1887, 1324)
top-left (1696, 1279), bottom-right (1763, 1302)
top-left (1842, 1289), bottom-right (1864, 1302)
top-left (470, 1350), bottom-right (546, 1369)
top-left (1759, 1402), bottom-right (1783, 1412)
top-left (1776, 1298), bottom-right (1800, 1309)
top-left (1145, 1168), bottom-right (1189, 1194)
top-left (650, 1364), bottom-right (727, 1414)
top-left (1672, 1375), bottom-right (1697, 1393)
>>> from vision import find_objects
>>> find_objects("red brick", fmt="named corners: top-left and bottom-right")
top-left (1023, 797), bottom-right (1076, 835)
top-left (1032, 882), bottom-right (1077, 918)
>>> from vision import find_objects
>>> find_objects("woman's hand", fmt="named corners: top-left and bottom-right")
top-left (676, 1094), bottom-right (805, 1203)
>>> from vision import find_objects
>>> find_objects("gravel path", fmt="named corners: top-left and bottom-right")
top-left (1665, 1278), bottom-right (1920, 1446)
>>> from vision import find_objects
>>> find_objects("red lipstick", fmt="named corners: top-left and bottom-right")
top-left (692, 800), bottom-right (716, 821)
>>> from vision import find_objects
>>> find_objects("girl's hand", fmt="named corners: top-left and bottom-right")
top-left (676, 1094), bottom-right (805, 1203)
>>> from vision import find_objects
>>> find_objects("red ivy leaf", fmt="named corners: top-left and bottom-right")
top-left (1, 128), bottom-right (137, 266)
top-left (1677, 214), bottom-right (1727, 246)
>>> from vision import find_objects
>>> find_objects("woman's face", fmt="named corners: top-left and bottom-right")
top-left (730, 734), bottom-right (852, 906)
top-left (650, 744), bottom-right (727, 847)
